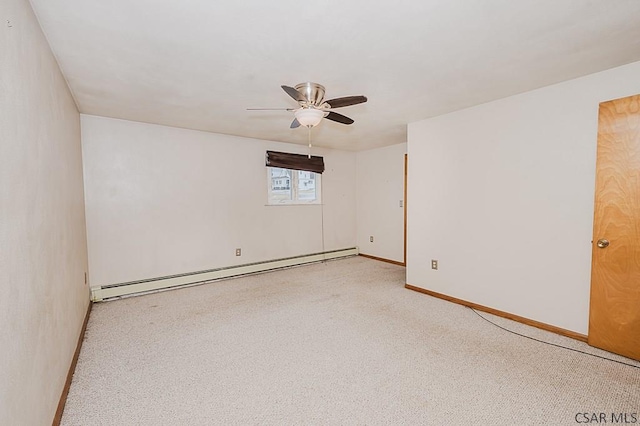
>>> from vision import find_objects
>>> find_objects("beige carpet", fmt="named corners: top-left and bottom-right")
top-left (62, 257), bottom-right (640, 425)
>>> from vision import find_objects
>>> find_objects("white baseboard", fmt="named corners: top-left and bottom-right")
top-left (90, 247), bottom-right (359, 302)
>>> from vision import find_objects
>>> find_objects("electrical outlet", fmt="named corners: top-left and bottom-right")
top-left (370, 236), bottom-right (374, 243)
top-left (431, 259), bottom-right (438, 270)
top-left (399, 200), bottom-right (403, 207)
top-left (235, 248), bottom-right (241, 256)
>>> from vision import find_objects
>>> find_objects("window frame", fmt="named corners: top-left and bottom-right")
top-left (266, 167), bottom-right (322, 205)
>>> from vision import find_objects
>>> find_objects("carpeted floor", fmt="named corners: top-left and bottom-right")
top-left (62, 256), bottom-right (640, 425)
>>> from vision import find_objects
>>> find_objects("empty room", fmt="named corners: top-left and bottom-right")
top-left (2, 0), bottom-right (640, 424)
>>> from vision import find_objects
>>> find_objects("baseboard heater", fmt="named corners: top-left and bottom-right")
top-left (90, 247), bottom-right (359, 302)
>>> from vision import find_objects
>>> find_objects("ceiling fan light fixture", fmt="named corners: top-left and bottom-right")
top-left (294, 108), bottom-right (324, 127)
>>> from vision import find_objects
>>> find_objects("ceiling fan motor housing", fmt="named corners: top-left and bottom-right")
top-left (295, 82), bottom-right (325, 106)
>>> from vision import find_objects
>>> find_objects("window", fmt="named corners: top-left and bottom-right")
top-left (267, 167), bottom-right (321, 205)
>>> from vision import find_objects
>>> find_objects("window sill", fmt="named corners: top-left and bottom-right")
top-left (264, 203), bottom-right (323, 207)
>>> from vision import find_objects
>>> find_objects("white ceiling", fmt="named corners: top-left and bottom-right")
top-left (30, 0), bottom-right (640, 151)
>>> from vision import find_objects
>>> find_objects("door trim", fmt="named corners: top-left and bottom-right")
top-left (404, 153), bottom-right (408, 266)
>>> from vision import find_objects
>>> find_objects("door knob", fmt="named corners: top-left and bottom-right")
top-left (597, 239), bottom-right (610, 248)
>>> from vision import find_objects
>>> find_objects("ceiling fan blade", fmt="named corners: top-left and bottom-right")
top-left (325, 111), bottom-right (354, 125)
top-left (325, 95), bottom-right (367, 109)
top-left (290, 118), bottom-right (301, 129)
top-left (281, 85), bottom-right (308, 103)
top-left (247, 108), bottom-right (295, 111)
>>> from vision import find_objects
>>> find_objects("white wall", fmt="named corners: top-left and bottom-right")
top-left (356, 143), bottom-right (406, 263)
top-left (407, 60), bottom-right (640, 335)
top-left (0, 0), bottom-right (90, 424)
top-left (81, 115), bottom-right (357, 286)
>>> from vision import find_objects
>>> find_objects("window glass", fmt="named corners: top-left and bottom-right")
top-left (297, 171), bottom-right (316, 201)
top-left (269, 168), bottom-right (292, 202)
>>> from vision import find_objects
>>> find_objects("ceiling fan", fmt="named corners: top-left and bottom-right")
top-left (248, 82), bottom-right (367, 129)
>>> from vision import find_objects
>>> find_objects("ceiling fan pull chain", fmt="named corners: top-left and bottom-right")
top-left (308, 126), bottom-right (312, 159)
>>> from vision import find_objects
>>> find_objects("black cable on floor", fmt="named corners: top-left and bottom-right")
top-left (469, 307), bottom-right (640, 370)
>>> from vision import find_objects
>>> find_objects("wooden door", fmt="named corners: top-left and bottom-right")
top-left (588, 94), bottom-right (640, 361)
